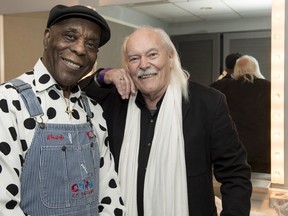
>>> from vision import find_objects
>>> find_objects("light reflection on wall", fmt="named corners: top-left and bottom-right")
top-left (271, 0), bottom-right (285, 184)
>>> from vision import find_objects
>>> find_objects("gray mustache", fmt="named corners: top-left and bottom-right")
top-left (137, 68), bottom-right (158, 77)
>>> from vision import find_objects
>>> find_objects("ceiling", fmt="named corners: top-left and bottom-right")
top-left (103, 0), bottom-right (272, 24)
top-left (0, 0), bottom-right (272, 26)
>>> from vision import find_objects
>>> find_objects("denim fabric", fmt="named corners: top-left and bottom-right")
top-left (11, 79), bottom-right (100, 216)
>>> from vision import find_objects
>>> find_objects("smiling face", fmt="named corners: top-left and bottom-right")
top-left (124, 28), bottom-right (173, 100)
top-left (42, 18), bottom-right (101, 90)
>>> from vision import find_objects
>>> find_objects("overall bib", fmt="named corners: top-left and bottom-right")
top-left (11, 79), bottom-right (100, 216)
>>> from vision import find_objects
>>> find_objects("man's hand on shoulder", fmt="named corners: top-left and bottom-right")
top-left (102, 68), bottom-right (136, 99)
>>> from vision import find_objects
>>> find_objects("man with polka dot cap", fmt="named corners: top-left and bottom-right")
top-left (0, 4), bottom-right (125, 216)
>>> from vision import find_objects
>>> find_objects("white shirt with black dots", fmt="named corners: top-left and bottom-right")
top-left (0, 59), bottom-right (125, 216)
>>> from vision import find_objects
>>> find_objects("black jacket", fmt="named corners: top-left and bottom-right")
top-left (84, 80), bottom-right (252, 216)
top-left (211, 77), bottom-right (271, 173)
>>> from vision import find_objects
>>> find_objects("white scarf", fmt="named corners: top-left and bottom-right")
top-left (119, 84), bottom-right (189, 216)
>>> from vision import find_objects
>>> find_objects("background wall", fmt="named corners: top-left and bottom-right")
top-left (4, 12), bottom-right (46, 81)
top-left (171, 31), bottom-right (271, 86)
top-left (3, 11), bottom-right (270, 84)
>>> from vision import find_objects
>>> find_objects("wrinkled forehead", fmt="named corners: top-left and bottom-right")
top-left (126, 29), bottom-right (164, 53)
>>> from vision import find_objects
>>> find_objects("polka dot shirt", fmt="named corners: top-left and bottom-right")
top-left (0, 59), bottom-right (125, 216)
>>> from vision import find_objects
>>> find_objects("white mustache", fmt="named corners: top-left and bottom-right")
top-left (137, 68), bottom-right (158, 78)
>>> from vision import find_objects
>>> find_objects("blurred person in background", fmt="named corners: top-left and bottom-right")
top-left (216, 52), bottom-right (242, 80)
top-left (211, 55), bottom-right (271, 173)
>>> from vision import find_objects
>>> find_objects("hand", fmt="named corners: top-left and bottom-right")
top-left (103, 68), bottom-right (136, 99)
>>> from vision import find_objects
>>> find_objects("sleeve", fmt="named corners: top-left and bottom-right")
top-left (0, 91), bottom-right (27, 216)
top-left (82, 73), bottom-right (115, 104)
top-left (79, 68), bottom-right (113, 92)
top-left (94, 106), bottom-right (126, 215)
top-left (95, 68), bottom-right (113, 87)
top-left (210, 93), bottom-right (252, 216)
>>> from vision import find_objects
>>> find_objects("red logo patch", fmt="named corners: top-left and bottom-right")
top-left (86, 131), bottom-right (94, 139)
top-left (47, 134), bottom-right (64, 140)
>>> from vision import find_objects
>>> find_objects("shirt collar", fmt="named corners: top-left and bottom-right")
top-left (33, 59), bottom-right (81, 97)
top-left (135, 91), bottom-right (165, 111)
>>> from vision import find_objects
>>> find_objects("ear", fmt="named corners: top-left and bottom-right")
top-left (43, 28), bottom-right (51, 49)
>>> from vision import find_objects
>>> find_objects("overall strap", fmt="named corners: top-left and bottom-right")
top-left (80, 92), bottom-right (93, 119)
top-left (10, 79), bottom-right (44, 118)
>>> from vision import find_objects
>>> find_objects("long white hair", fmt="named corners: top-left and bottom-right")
top-left (232, 55), bottom-right (265, 83)
top-left (121, 26), bottom-right (189, 101)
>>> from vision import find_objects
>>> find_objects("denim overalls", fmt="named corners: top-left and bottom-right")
top-left (11, 79), bottom-right (100, 216)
